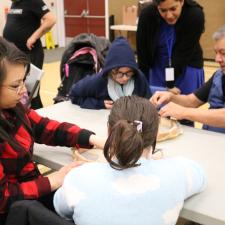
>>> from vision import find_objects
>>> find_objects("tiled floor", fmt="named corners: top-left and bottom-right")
top-left (41, 61), bottom-right (61, 106)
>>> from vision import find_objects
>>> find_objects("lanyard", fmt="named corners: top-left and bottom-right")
top-left (166, 28), bottom-right (175, 67)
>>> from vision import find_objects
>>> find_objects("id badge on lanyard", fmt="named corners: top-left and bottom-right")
top-left (165, 33), bottom-right (175, 82)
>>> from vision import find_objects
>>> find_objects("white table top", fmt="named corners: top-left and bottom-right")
top-left (110, 24), bottom-right (137, 31)
top-left (34, 101), bottom-right (225, 225)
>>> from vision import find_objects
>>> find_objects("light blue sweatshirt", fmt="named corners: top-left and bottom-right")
top-left (54, 157), bottom-right (206, 225)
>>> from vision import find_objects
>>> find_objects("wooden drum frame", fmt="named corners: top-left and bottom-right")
top-left (72, 117), bottom-right (182, 162)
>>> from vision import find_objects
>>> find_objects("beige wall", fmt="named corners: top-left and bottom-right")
top-left (0, 0), bottom-right (11, 35)
top-left (198, 0), bottom-right (225, 60)
top-left (109, 0), bottom-right (138, 49)
top-left (109, 0), bottom-right (138, 24)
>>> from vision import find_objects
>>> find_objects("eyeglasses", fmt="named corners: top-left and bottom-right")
top-left (112, 70), bottom-right (134, 79)
top-left (1, 80), bottom-right (26, 95)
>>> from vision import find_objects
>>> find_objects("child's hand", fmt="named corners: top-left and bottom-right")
top-left (104, 100), bottom-right (114, 109)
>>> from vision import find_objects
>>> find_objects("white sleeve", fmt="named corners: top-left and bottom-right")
top-left (182, 158), bottom-right (207, 199)
top-left (53, 168), bottom-right (88, 220)
top-left (53, 186), bottom-right (74, 220)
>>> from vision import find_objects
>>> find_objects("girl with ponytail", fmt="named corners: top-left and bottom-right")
top-left (104, 95), bottom-right (159, 170)
top-left (54, 95), bottom-right (206, 225)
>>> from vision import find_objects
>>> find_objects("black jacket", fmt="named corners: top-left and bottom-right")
top-left (137, 0), bottom-right (205, 83)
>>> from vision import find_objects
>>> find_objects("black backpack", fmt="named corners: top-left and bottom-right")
top-left (54, 33), bottom-right (110, 104)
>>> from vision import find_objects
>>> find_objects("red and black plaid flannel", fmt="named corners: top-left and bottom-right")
top-left (0, 109), bottom-right (93, 214)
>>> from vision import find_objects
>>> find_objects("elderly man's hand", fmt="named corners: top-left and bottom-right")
top-left (150, 91), bottom-right (173, 107)
top-left (168, 87), bottom-right (181, 95)
top-left (159, 102), bottom-right (187, 120)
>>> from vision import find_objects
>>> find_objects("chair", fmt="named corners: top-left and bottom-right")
top-left (25, 63), bottom-right (44, 107)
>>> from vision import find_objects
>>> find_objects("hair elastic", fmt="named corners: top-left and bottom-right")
top-left (133, 120), bottom-right (143, 133)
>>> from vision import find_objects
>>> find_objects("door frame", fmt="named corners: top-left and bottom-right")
top-left (56, 0), bottom-right (66, 47)
top-left (105, 0), bottom-right (109, 39)
top-left (57, 0), bottom-right (109, 47)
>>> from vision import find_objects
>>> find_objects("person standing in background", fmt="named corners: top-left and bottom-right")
top-left (3, 0), bottom-right (56, 109)
top-left (137, 0), bottom-right (205, 95)
top-left (150, 26), bottom-right (225, 134)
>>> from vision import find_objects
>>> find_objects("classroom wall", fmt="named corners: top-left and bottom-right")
top-left (109, 0), bottom-right (138, 24)
top-left (198, 0), bottom-right (225, 60)
top-left (108, 0), bottom-right (138, 49)
top-left (0, 0), bottom-right (11, 34)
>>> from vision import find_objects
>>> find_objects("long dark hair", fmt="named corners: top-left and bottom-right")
top-left (0, 37), bottom-right (32, 151)
top-left (104, 96), bottom-right (159, 170)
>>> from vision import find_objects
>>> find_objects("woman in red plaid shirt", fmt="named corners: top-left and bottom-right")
top-left (0, 37), bottom-right (103, 224)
